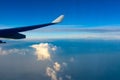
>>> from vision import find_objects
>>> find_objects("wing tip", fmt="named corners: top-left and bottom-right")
top-left (52, 15), bottom-right (64, 23)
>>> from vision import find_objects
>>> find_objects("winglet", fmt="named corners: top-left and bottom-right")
top-left (52, 15), bottom-right (64, 23)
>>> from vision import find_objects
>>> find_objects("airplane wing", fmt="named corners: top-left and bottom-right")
top-left (0, 15), bottom-right (64, 40)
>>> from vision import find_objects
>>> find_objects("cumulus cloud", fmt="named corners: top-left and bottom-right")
top-left (46, 67), bottom-right (57, 80)
top-left (30, 43), bottom-right (64, 80)
top-left (46, 62), bottom-right (61, 80)
top-left (46, 62), bottom-right (62, 80)
top-left (31, 43), bottom-right (71, 80)
top-left (31, 43), bottom-right (57, 61)
top-left (0, 43), bottom-right (71, 80)
top-left (53, 62), bottom-right (61, 72)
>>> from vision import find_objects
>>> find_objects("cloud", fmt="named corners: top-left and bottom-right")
top-left (31, 43), bottom-right (64, 80)
top-left (56, 27), bottom-right (120, 32)
top-left (30, 43), bottom-right (72, 80)
top-left (0, 47), bottom-right (29, 55)
top-left (53, 62), bottom-right (61, 72)
top-left (31, 43), bottom-right (57, 61)
top-left (0, 42), bottom-right (71, 80)
top-left (46, 67), bottom-right (57, 80)
top-left (2, 25), bottom-right (120, 40)
top-left (46, 62), bottom-right (62, 80)
top-left (0, 43), bottom-right (57, 61)
top-left (25, 25), bottom-right (120, 32)
top-left (24, 25), bottom-right (120, 40)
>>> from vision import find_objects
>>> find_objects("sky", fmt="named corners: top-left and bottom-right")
top-left (0, 0), bottom-right (119, 26)
top-left (0, 0), bottom-right (120, 39)
top-left (0, 1), bottom-right (120, 80)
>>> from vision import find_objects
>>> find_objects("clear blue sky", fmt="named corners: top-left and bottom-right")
top-left (0, 0), bottom-right (120, 27)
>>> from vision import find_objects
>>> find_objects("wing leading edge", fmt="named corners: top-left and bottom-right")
top-left (0, 15), bottom-right (64, 39)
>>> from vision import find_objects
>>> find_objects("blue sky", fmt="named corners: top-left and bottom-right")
top-left (0, 0), bottom-right (120, 39)
top-left (0, 0), bottom-right (120, 26)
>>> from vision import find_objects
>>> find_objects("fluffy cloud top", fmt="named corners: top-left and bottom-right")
top-left (53, 62), bottom-right (61, 72)
top-left (31, 43), bottom-right (57, 61)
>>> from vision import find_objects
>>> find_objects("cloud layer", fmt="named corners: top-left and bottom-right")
top-left (24, 25), bottom-right (120, 40)
top-left (0, 40), bottom-right (120, 80)
top-left (0, 43), bottom-right (69, 80)
top-left (0, 47), bottom-right (29, 55)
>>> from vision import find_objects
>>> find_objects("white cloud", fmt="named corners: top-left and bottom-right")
top-left (31, 43), bottom-right (57, 61)
top-left (53, 62), bottom-right (61, 72)
top-left (31, 43), bottom-right (72, 80)
top-left (46, 62), bottom-right (61, 80)
top-left (31, 43), bottom-right (63, 80)
top-left (0, 43), bottom-right (72, 80)
top-left (46, 67), bottom-right (57, 80)
top-left (0, 47), bottom-right (29, 55)
top-left (25, 25), bottom-right (120, 40)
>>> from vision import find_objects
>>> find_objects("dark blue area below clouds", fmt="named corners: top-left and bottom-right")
top-left (52, 39), bottom-right (120, 80)
top-left (50, 39), bottom-right (120, 55)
